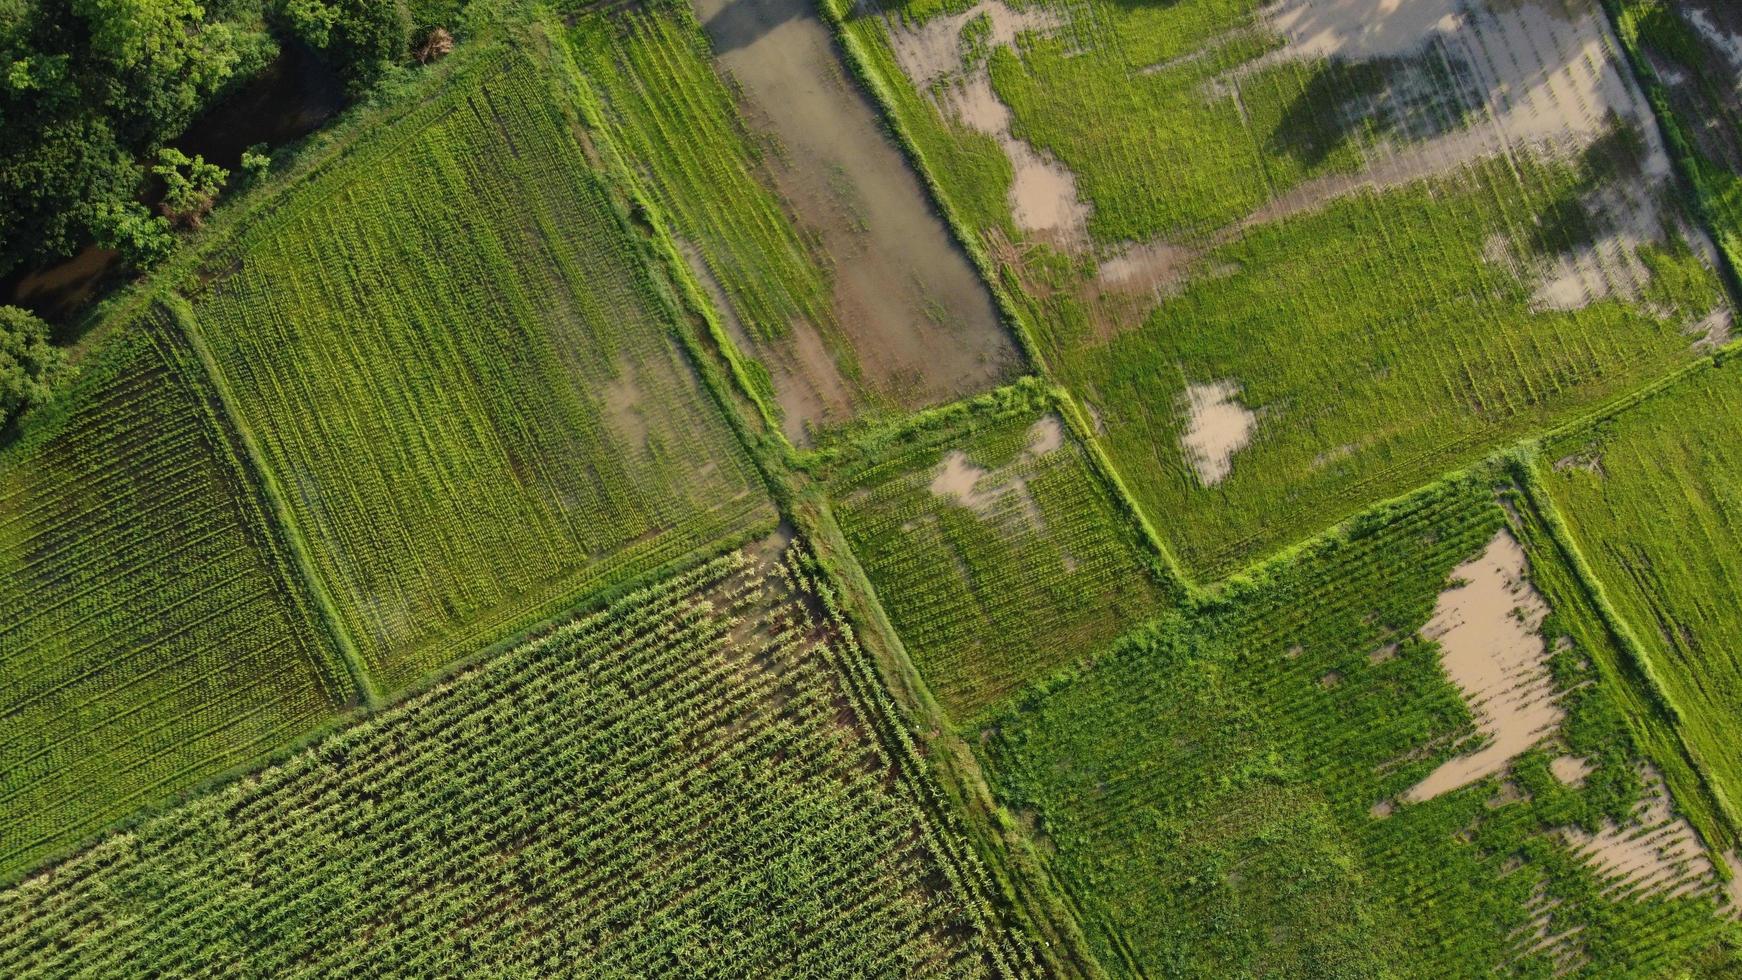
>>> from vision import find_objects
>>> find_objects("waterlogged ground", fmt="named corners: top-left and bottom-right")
top-left (693, 0), bottom-right (1018, 437)
top-left (852, 0), bottom-right (1732, 576)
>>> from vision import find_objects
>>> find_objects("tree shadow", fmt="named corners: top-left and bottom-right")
top-left (701, 0), bottom-right (808, 55)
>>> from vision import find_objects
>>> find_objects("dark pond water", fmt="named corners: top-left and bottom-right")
top-left (3, 41), bottom-right (344, 335)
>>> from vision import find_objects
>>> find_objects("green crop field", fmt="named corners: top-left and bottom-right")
top-left (828, 0), bottom-right (1734, 578)
top-left (979, 473), bottom-right (1735, 976)
top-left (0, 312), bottom-right (350, 881)
top-left (0, 541), bottom-right (1037, 976)
top-left (564, 3), bottom-right (848, 431)
top-left (823, 386), bottom-right (1169, 719)
top-left (186, 46), bottom-right (773, 690)
top-left (8, 0), bottom-right (1742, 970)
top-left (1533, 358), bottom-right (1742, 835)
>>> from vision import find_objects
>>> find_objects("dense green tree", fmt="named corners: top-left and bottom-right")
top-left (280, 0), bottom-right (407, 92)
top-left (153, 146), bottom-right (227, 227)
top-left (0, 306), bottom-right (68, 424)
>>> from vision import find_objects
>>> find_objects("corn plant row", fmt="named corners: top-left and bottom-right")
top-left (0, 541), bottom-right (1037, 977)
top-left (187, 48), bottom-right (773, 690)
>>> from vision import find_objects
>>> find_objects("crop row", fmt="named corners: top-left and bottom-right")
top-left (830, 407), bottom-right (1165, 720)
top-left (0, 312), bottom-right (349, 882)
top-left (188, 48), bottom-right (773, 689)
top-left (0, 540), bottom-right (1036, 976)
top-left (980, 472), bottom-right (1732, 975)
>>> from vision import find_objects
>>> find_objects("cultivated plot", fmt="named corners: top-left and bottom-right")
top-left (1533, 358), bottom-right (1742, 835)
top-left (567, 0), bottom-right (1019, 445)
top-left (188, 47), bottom-right (773, 689)
top-left (835, 0), bottom-right (1732, 577)
top-left (980, 474), bottom-right (1734, 976)
top-left (826, 392), bottom-right (1166, 719)
top-left (0, 313), bottom-right (349, 881)
top-left (0, 540), bottom-right (1037, 977)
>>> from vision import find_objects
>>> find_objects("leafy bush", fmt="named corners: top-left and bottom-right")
top-left (0, 306), bottom-right (68, 425)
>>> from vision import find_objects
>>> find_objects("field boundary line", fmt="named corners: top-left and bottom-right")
top-left (795, 488), bottom-right (1110, 979)
top-left (814, 0), bottom-right (1196, 597)
top-left (541, 11), bottom-right (1107, 968)
top-left (160, 295), bottom-right (380, 707)
top-left (1508, 450), bottom-right (1742, 850)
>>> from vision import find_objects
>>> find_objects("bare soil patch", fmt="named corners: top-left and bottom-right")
top-left (1550, 755), bottom-right (1593, 787)
top-left (1402, 530), bottom-right (1561, 803)
top-left (1179, 380), bottom-right (1257, 487)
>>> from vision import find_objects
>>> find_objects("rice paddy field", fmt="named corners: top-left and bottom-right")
top-left (830, 0), bottom-right (1736, 578)
top-left (822, 386), bottom-right (1169, 719)
top-left (0, 312), bottom-right (350, 882)
top-left (979, 473), bottom-right (1737, 976)
top-left (186, 45), bottom-right (773, 690)
top-left (1532, 358), bottom-right (1742, 839)
top-left (0, 540), bottom-right (1038, 976)
top-left (8, 0), bottom-right (1742, 971)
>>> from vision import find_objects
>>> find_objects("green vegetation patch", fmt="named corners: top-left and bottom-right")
top-left (824, 389), bottom-right (1167, 720)
top-left (982, 473), bottom-right (1735, 975)
top-left (829, 0), bottom-right (1731, 579)
top-left (187, 46), bottom-right (772, 689)
top-left (1535, 357), bottom-right (1742, 832)
top-left (1076, 157), bottom-right (1724, 576)
top-left (0, 312), bottom-right (350, 881)
top-left (0, 542), bottom-right (1038, 977)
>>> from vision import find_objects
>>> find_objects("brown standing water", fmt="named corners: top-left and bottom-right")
top-left (693, 0), bottom-right (1017, 420)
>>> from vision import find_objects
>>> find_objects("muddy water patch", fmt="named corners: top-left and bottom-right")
top-left (696, 0), bottom-right (1016, 409)
top-left (880, 0), bottom-right (1091, 247)
top-left (1561, 767), bottom-right (1716, 900)
top-left (1180, 380), bottom-right (1257, 487)
top-left (677, 241), bottom-right (852, 445)
top-left (1402, 530), bottom-right (1561, 803)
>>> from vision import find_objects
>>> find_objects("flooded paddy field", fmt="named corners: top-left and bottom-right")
top-left (836, 0), bottom-right (1733, 576)
top-left (568, 0), bottom-right (1019, 445)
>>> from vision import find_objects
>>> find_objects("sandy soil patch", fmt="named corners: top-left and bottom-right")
top-left (927, 413), bottom-right (1068, 526)
top-left (1180, 380), bottom-right (1257, 487)
top-left (879, 0), bottom-right (1092, 247)
top-left (1561, 767), bottom-right (1716, 900)
top-left (1026, 414), bottom-right (1063, 455)
top-left (1550, 755), bottom-right (1593, 787)
top-left (696, 0), bottom-right (1016, 411)
top-left (930, 450), bottom-right (999, 510)
top-left (1402, 530), bottom-right (1561, 803)
top-left (602, 371), bottom-right (649, 449)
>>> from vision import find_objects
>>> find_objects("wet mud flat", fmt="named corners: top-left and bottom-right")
top-left (693, 0), bottom-right (1020, 441)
